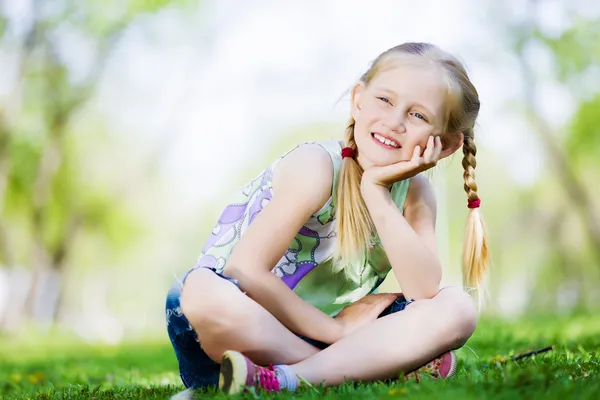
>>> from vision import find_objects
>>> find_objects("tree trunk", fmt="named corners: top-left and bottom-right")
top-left (51, 216), bottom-right (80, 324)
top-left (518, 0), bottom-right (600, 270)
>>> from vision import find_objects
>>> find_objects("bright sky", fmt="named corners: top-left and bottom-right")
top-left (2, 0), bottom-right (593, 213)
top-left (91, 0), bottom-right (600, 220)
top-left (2, 0), bottom-right (598, 215)
top-left (95, 0), bottom-right (567, 214)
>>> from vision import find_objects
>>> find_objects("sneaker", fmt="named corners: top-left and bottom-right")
top-left (404, 351), bottom-right (457, 382)
top-left (219, 350), bottom-right (280, 394)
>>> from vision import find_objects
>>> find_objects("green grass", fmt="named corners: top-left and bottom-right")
top-left (1, 314), bottom-right (599, 399)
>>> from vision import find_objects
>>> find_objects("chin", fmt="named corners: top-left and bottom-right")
top-left (360, 151), bottom-right (406, 168)
top-left (373, 156), bottom-right (405, 167)
top-left (366, 145), bottom-right (408, 164)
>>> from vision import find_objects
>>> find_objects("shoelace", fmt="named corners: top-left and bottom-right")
top-left (254, 364), bottom-right (280, 392)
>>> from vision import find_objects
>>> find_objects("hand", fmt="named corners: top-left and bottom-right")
top-left (361, 136), bottom-right (442, 190)
top-left (335, 293), bottom-right (401, 338)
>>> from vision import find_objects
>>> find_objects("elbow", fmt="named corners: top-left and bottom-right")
top-left (422, 269), bottom-right (443, 299)
top-left (223, 262), bottom-right (270, 289)
top-left (222, 262), bottom-right (252, 283)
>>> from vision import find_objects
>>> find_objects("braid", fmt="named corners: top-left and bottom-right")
top-left (332, 41), bottom-right (490, 307)
top-left (461, 128), bottom-right (489, 308)
top-left (462, 132), bottom-right (479, 203)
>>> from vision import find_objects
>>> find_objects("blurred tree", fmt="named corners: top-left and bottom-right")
top-left (494, 0), bottom-right (600, 310)
top-left (0, 0), bottom-right (192, 331)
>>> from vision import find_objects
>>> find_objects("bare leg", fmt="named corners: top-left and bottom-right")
top-left (180, 268), bottom-right (320, 365)
top-left (289, 287), bottom-right (477, 385)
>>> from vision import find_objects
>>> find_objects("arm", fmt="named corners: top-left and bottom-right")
top-left (361, 174), bottom-right (442, 300)
top-left (223, 144), bottom-right (343, 344)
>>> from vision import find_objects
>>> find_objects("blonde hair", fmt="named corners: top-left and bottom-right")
top-left (334, 42), bottom-right (490, 300)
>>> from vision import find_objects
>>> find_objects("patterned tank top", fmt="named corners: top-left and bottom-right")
top-left (194, 139), bottom-right (410, 316)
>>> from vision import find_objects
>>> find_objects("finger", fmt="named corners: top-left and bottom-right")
top-left (426, 136), bottom-right (442, 166)
top-left (379, 292), bottom-right (401, 301)
top-left (376, 293), bottom-right (401, 306)
top-left (423, 136), bottom-right (434, 163)
top-left (433, 136), bottom-right (443, 161)
top-left (364, 293), bottom-right (397, 307)
top-left (365, 293), bottom-right (398, 302)
top-left (373, 295), bottom-right (400, 314)
top-left (411, 145), bottom-right (422, 166)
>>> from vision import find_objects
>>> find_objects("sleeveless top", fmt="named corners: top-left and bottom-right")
top-left (193, 139), bottom-right (410, 316)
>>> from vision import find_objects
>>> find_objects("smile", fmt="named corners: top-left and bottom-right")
top-left (371, 132), bottom-right (401, 149)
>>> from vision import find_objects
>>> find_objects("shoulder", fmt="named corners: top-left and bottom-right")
top-left (404, 174), bottom-right (437, 222)
top-left (271, 143), bottom-right (334, 213)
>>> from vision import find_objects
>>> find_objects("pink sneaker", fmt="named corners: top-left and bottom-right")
top-left (219, 350), bottom-right (280, 394)
top-left (405, 351), bottom-right (457, 382)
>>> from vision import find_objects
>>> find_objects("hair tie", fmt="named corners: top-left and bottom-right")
top-left (341, 147), bottom-right (356, 159)
top-left (468, 199), bottom-right (481, 209)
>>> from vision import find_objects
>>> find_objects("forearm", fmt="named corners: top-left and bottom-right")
top-left (229, 267), bottom-right (342, 344)
top-left (362, 184), bottom-right (441, 300)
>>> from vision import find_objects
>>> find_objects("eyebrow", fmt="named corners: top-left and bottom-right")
top-left (374, 87), bottom-right (436, 120)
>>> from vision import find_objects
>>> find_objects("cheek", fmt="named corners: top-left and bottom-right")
top-left (357, 104), bottom-right (385, 125)
top-left (410, 126), bottom-right (435, 144)
top-left (354, 112), bottom-right (377, 136)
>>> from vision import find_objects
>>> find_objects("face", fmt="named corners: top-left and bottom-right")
top-left (351, 62), bottom-right (452, 169)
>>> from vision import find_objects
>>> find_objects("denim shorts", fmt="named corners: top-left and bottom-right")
top-left (165, 266), bottom-right (415, 389)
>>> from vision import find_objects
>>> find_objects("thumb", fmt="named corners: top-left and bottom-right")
top-left (372, 293), bottom-right (401, 310)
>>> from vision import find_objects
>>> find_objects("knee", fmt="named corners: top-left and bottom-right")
top-left (434, 287), bottom-right (477, 349)
top-left (179, 271), bottom-right (243, 336)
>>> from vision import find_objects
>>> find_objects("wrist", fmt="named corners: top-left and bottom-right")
top-left (328, 318), bottom-right (345, 344)
top-left (360, 180), bottom-right (390, 203)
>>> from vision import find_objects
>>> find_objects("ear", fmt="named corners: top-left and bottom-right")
top-left (439, 131), bottom-right (464, 160)
top-left (350, 82), bottom-right (365, 121)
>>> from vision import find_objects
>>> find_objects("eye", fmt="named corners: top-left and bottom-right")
top-left (411, 112), bottom-right (428, 122)
top-left (377, 97), bottom-right (392, 105)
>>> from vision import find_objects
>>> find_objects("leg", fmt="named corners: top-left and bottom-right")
top-left (166, 283), bottom-right (222, 388)
top-left (289, 286), bottom-right (477, 385)
top-left (167, 324), bottom-right (221, 388)
top-left (180, 268), bottom-right (320, 366)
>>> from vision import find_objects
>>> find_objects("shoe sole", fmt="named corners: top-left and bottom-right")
top-left (219, 350), bottom-right (249, 394)
top-left (445, 351), bottom-right (458, 378)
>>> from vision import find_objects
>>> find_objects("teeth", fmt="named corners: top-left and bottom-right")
top-left (373, 133), bottom-right (400, 148)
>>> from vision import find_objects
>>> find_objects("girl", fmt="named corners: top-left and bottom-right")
top-left (165, 42), bottom-right (489, 393)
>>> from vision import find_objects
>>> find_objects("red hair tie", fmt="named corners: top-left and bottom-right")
top-left (468, 199), bottom-right (481, 209)
top-left (341, 147), bottom-right (356, 159)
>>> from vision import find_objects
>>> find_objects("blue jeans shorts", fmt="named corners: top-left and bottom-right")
top-left (165, 266), bottom-right (415, 389)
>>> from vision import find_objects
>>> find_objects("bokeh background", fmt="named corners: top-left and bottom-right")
top-left (1, 0), bottom-right (599, 344)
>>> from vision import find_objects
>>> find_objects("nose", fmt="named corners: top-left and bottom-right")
top-left (384, 110), bottom-right (406, 133)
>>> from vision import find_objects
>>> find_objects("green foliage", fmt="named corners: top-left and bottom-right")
top-left (5, 137), bottom-right (41, 214)
top-left (537, 19), bottom-right (600, 81)
top-left (567, 94), bottom-right (600, 165)
top-left (0, 15), bottom-right (6, 38)
top-left (78, 187), bottom-right (145, 255)
top-left (1, 0), bottom-right (193, 268)
top-left (4, 127), bottom-right (143, 263)
top-left (0, 314), bottom-right (599, 399)
top-left (57, 0), bottom-right (196, 38)
top-left (534, 18), bottom-right (600, 168)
